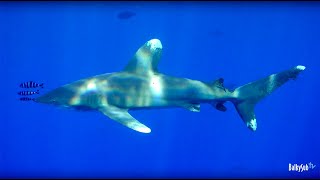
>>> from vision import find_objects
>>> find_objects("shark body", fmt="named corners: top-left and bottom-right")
top-left (35, 39), bottom-right (306, 133)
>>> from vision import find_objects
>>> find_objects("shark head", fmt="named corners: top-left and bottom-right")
top-left (34, 86), bottom-right (75, 106)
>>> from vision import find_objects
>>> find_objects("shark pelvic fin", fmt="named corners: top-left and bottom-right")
top-left (124, 39), bottom-right (162, 75)
top-left (99, 106), bottom-right (151, 133)
top-left (182, 103), bottom-right (201, 112)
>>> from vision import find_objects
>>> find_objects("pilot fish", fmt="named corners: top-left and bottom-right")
top-left (19, 97), bottom-right (35, 101)
top-left (20, 81), bottom-right (44, 88)
top-left (17, 90), bottom-right (39, 96)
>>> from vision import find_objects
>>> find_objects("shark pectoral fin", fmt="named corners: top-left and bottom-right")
top-left (182, 103), bottom-right (200, 112)
top-left (99, 106), bottom-right (151, 133)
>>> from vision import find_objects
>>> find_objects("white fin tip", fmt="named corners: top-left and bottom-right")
top-left (296, 65), bottom-right (306, 71)
top-left (247, 118), bottom-right (257, 131)
top-left (137, 127), bottom-right (151, 133)
top-left (147, 39), bottom-right (162, 50)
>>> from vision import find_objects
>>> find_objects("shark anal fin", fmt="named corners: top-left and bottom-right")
top-left (210, 102), bottom-right (227, 112)
top-left (215, 102), bottom-right (227, 112)
top-left (99, 106), bottom-right (151, 133)
top-left (182, 103), bottom-right (200, 112)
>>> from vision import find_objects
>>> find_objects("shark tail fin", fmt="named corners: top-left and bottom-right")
top-left (232, 65), bottom-right (306, 131)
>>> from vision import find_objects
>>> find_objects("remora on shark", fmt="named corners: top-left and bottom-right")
top-left (35, 39), bottom-right (306, 133)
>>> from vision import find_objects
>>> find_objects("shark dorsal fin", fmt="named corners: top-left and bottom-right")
top-left (213, 78), bottom-right (224, 86)
top-left (124, 39), bottom-right (162, 75)
top-left (210, 78), bottom-right (226, 91)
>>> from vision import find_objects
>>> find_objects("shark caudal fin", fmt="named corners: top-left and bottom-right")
top-left (232, 65), bottom-right (306, 131)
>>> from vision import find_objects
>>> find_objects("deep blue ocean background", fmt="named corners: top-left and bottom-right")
top-left (1, 1), bottom-right (320, 178)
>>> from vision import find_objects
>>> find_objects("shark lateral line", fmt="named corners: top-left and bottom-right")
top-left (35, 39), bottom-right (306, 133)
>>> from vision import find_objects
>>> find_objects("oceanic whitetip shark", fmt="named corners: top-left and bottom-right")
top-left (34, 39), bottom-right (306, 133)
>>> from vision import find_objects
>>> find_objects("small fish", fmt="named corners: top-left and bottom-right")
top-left (17, 90), bottom-right (39, 96)
top-left (20, 81), bottom-right (44, 88)
top-left (117, 11), bottom-right (136, 20)
top-left (19, 97), bottom-right (35, 101)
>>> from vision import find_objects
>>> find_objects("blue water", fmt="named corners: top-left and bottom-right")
top-left (1, 1), bottom-right (320, 178)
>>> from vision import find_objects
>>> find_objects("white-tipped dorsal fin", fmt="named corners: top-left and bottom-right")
top-left (124, 39), bottom-right (162, 75)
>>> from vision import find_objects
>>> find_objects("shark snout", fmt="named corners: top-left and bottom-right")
top-left (34, 89), bottom-right (64, 105)
top-left (34, 94), bottom-right (55, 104)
